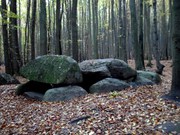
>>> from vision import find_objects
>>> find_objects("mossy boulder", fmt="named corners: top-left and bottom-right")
top-left (137, 70), bottom-right (161, 84)
top-left (20, 55), bottom-right (83, 84)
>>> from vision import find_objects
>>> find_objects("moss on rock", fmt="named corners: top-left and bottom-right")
top-left (20, 55), bottom-right (83, 84)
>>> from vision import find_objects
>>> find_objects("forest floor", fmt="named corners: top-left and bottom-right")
top-left (0, 60), bottom-right (180, 135)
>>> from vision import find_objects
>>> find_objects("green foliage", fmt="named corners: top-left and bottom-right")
top-left (2, 9), bottom-right (20, 19)
top-left (109, 91), bottom-right (121, 98)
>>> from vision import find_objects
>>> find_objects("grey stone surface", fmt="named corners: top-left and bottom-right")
top-left (79, 58), bottom-right (136, 90)
top-left (106, 59), bottom-right (137, 80)
top-left (23, 92), bottom-right (44, 101)
top-left (137, 70), bottom-right (161, 84)
top-left (43, 86), bottom-right (87, 102)
top-left (0, 73), bottom-right (20, 85)
top-left (89, 78), bottom-right (130, 93)
top-left (129, 75), bottom-right (154, 87)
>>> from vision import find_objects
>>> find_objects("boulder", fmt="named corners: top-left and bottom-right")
top-left (129, 75), bottom-right (154, 87)
top-left (79, 58), bottom-right (136, 89)
top-left (89, 78), bottom-right (130, 94)
top-left (137, 70), bottom-right (161, 84)
top-left (79, 59), bottom-right (112, 89)
top-left (15, 81), bottom-right (52, 95)
top-left (43, 86), bottom-right (87, 102)
top-left (0, 73), bottom-right (20, 85)
top-left (23, 92), bottom-right (44, 101)
top-left (20, 55), bottom-right (83, 84)
top-left (106, 59), bottom-right (137, 80)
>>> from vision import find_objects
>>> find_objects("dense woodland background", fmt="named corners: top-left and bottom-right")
top-left (0, 0), bottom-right (173, 75)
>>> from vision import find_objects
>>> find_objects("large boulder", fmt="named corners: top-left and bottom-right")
top-left (79, 59), bottom-right (136, 89)
top-left (20, 55), bottom-right (83, 84)
top-left (129, 75), bottom-right (154, 88)
top-left (43, 86), bottom-right (87, 102)
top-left (137, 70), bottom-right (161, 84)
top-left (106, 59), bottom-right (137, 80)
top-left (79, 59), bottom-right (112, 89)
top-left (0, 73), bottom-right (20, 85)
top-left (89, 78), bottom-right (130, 94)
top-left (15, 81), bottom-right (52, 95)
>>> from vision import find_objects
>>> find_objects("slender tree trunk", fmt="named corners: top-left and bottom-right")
top-left (1, 0), bottom-right (12, 74)
top-left (138, 0), bottom-right (145, 69)
top-left (88, 0), bottom-right (92, 59)
top-left (129, 0), bottom-right (144, 70)
top-left (71, 0), bottom-right (78, 61)
top-left (152, 0), bottom-right (165, 74)
top-left (111, 0), bottom-right (118, 58)
top-left (18, 0), bottom-right (22, 55)
top-left (40, 0), bottom-right (47, 55)
top-left (122, 0), bottom-right (127, 62)
top-left (160, 0), bottom-right (168, 60)
top-left (55, 0), bottom-right (62, 55)
top-left (92, 0), bottom-right (99, 59)
top-left (47, 0), bottom-right (51, 54)
top-left (168, 0), bottom-right (173, 59)
top-left (30, 0), bottom-right (36, 60)
top-left (52, 0), bottom-right (56, 54)
top-left (66, 0), bottom-right (72, 56)
top-left (24, 0), bottom-right (31, 63)
top-left (9, 0), bottom-right (22, 74)
top-left (144, 3), bottom-right (152, 67)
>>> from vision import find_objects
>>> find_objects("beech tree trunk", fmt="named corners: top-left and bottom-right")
top-left (152, 0), bottom-right (165, 74)
top-left (9, 0), bottom-right (22, 74)
top-left (122, 0), bottom-right (127, 62)
top-left (30, 0), bottom-right (36, 60)
top-left (1, 0), bottom-right (12, 74)
top-left (40, 0), bottom-right (47, 55)
top-left (129, 0), bottom-right (144, 70)
top-left (165, 0), bottom-right (180, 101)
top-left (55, 0), bottom-right (62, 55)
top-left (71, 0), bottom-right (78, 61)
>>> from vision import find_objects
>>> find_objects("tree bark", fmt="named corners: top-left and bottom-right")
top-left (129, 0), bottom-right (144, 70)
top-left (166, 0), bottom-right (180, 100)
top-left (122, 0), bottom-right (127, 62)
top-left (30, 0), bottom-right (36, 60)
top-left (66, 0), bottom-right (72, 56)
top-left (40, 0), bottom-right (47, 55)
top-left (24, 0), bottom-right (31, 63)
top-left (1, 0), bottom-right (12, 74)
top-left (55, 0), bottom-right (62, 55)
top-left (152, 0), bottom-right (165, 74)
top-left (168, 0), bottom-right (173, 59)
top-left (144, 3), bottom-right (152, 67)
top-left (9, 0), bottom-right (22, 74)
top-left (71, 0), bottom-right (78, 61)
top-left (160, 0), bottom-right (168, 60)
top-left (92, 0), bottom-right (99, 59)
top-left (138, 0), bottom-right (145, 69)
